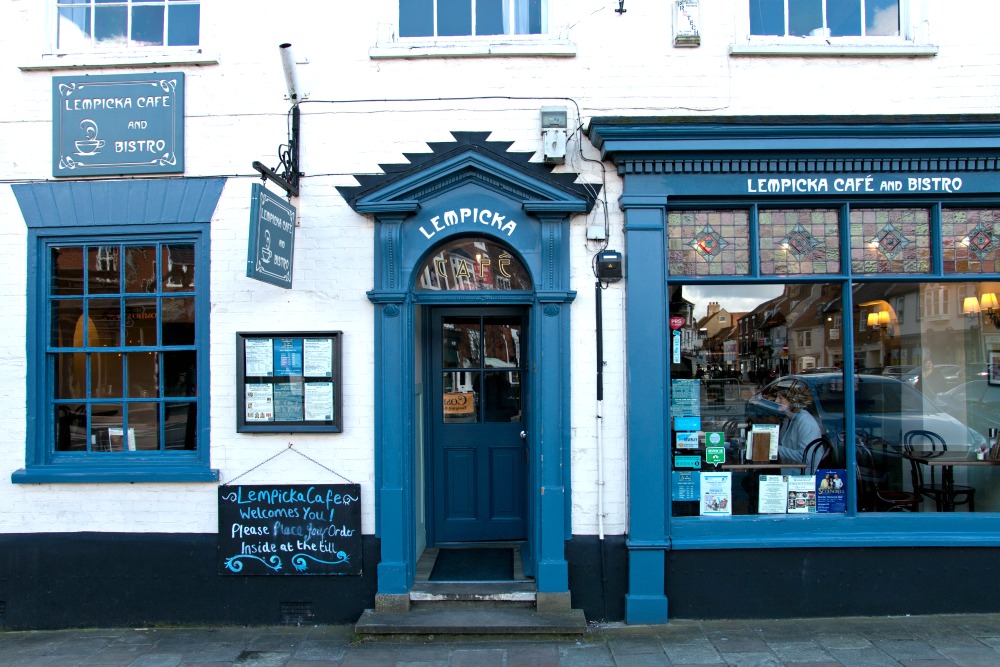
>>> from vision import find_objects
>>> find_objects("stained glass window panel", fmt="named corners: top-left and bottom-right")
top-left (942, 208), bottom-right (1000, 274)
top-left (760, 209), bottom-right (840, 275)
top-left (849, 208), bottom-right (930, 274)
top-left (667, 210), bottom-right (750, 277)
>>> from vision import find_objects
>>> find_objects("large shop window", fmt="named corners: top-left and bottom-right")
top-left (18, 235), bottom-right (211, 483)
top-left (669, 206), bottom-right (1000, 517)
top-left (54, 0), bottom-right (200, 51)
top-left (399, 0), bottom-right (544, 37)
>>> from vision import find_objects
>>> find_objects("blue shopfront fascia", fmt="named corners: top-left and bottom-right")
top-left (587, 115), bottom-right (1000, 622)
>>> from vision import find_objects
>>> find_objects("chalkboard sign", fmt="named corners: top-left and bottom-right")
top-left (218, 484), bottom-right (362, 575)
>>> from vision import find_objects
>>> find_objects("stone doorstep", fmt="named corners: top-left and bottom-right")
top-left (354, 607), bottom-right (588, 635)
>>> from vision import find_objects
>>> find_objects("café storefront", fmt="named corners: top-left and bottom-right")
top-left (588, 115), bottom-right (1000, 622)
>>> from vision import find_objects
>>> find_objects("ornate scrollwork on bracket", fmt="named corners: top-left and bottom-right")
top-left (384, 304), bottom-right (400, 317)
top-left (544, 304), bottom-right (560, 317)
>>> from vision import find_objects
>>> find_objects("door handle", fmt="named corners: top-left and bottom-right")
top-left (520, 431), bottom-right (527, 440)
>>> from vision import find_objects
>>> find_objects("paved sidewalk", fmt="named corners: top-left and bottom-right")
top-left (1, 613), bottom-right (999, 666)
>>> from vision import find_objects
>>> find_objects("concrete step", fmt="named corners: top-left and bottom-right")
top-left (354, 607), bottom-right (588, 635)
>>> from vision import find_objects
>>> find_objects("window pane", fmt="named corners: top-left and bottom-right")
top-left (94, 5), bottom-right (128, 46)
top-left (127, 352), bottom-right (158, 398)
top-left (51, 299), bottom-right (84, 347)
top-left (667, 210), bottom-right (750, 276)
top-left (91, 403), bottom-right (124, 452)
top-left (89, 246), bottom-right (120, 294)
top-left (125, 246), bottom-right (157, 293)
top-left (163, 350), bottom-right (197, 397)
top-left (438, 0), bottom-right (472, 36)
top-left (854, 281), bottom-right (997, 513)
top-left (484, 318), bottom-right (520, 368)
top-left (942, 208), bottom-right (1000, 274)
top-left (91, 353), bottom-right (123, 398)
top-left (442, 318), bottom-right (481, 368)
top-left (58, 6), bottom-right (92, 49)
top-left (163, 297), bottom-right (195, 345)
top-left (400, 0), bottom-right (434, 36)
top-left (443, 372), bottom-right (478, 422)
top-left (867, 0), bottom-right (899, 36)
top-left (788, 0), bottom-right (823, 36)
top-left (132, 4), bottom-right (164, 46)
top-left (56, 404), bottom-right (87, 451)
top-left (54, 353), bottom-right (86, 400)
top-left (162, 244), bottom-right (195, 291)
top-left (759, 209), bottom-right (840, 275)
top-left (749, 0), bottom-right (785, 35)
top-left (476, 0), bottom-right (504, 35)
top-left (416, 237), bottom-right (532, 291)
top-left (827, 0), bottom-right (861, 37)
top-left (850, 208), bottom-right (931, 274)
top-left (129, 402), bottom-right (160, 450)
top-left (89, 299), bottom-right (122, 346)
top-left (165, 402), bottom-right (196, 449)
top-left (670, 283), bottom-right (846, 517)
top-left (125, 297), bottom-right (157, 346)
top-left (167, 4), bottom-right (200, 45)
top-left (524, 0), bottom-right (543, 34)
top-left (52, 247), bottom-right (84, 296)
top-left (483, 371), bottom-right (521, 422)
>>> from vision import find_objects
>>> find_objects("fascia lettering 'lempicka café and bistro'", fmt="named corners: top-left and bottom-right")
top-left (7, 65), bottom-right (1000, 628)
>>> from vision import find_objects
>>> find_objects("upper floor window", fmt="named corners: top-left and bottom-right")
top-left (55, 0), bottom-right (200, 51)
top-left (750, 0), bottom-right (898, 38)
top-left (400, 0), bottom-right (545, 38)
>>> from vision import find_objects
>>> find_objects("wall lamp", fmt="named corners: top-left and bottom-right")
top-left (867, 310), bottom-right (892, 337)
top-left (964, 293), bottom-right (1000, 327)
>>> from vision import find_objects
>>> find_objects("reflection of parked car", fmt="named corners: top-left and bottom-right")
top-left (745, 374), bottom-right (986, 454)
top-left (902, 364), bottom-right (961, 392)
top-left (881, 365), bottom-right (918, 380)
top-left (936, 380), bottom-right (1000, 441)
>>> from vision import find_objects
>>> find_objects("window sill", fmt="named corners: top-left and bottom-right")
top-left (19, 49), bottom-right (220, 71)
top-left (370, 37), bottom-right (576, 59)
top-left (11, 464), bottom-right (220, 484)
top-left (730, 42), bottom-right (938, 57)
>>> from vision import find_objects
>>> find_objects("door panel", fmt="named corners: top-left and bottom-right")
top-left (430, 308), bottom-right (526, 543)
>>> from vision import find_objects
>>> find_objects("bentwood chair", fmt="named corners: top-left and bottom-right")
top-left (855, 440), bottom-right (922, 512)
top-left (803, 436), bottom-right (834, 475)
top-left (902, 429), bottom-right (975, 512)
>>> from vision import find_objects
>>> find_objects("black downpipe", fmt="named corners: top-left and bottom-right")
top-left (595, 281), bottom-right (608, 620)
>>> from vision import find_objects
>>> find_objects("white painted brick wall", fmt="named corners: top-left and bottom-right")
top-left (1, 0), bottom-right (998, 535)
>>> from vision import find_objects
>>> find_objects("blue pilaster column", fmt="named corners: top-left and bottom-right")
top-left (621, 195), bottom-right (670, 624)
top-left (368, 213), bottom-right (415, 595)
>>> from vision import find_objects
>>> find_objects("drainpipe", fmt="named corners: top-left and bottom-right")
top-left (595, 281), bottom-right (608, 618)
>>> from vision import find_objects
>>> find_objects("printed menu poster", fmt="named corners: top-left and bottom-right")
top-left (758, 475), bottom-right (788, 514)
top-left (273, 338), bottom-right (304, 377)
top-left (816, 468), bottom-right (848, 513)
top-left (785, 475), bottom-right (816, 514)
top-left (304, 382), bottom-right (334, 421)
top-left (672, 470), bottom-right (700, 501)
top-left (245, 383), bottom-right (274, 421)
top-left (303, 338), bottom-right (333, 377)
top-left (245, 338), bottom-right (274, 376)
top-left (700, 472), bottom-right (732, 516)
top-left (273, 381), bottom-right (304, 421)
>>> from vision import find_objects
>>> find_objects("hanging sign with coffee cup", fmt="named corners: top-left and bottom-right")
top-left (52, 72), bottom-right (185, 177)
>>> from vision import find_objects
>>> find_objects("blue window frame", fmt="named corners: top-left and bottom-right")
top-left (750, 0), bottom-right (899, 37)
top-left (13, 179), bottom-right (221, 483)
top-left (399, 0), bottom-right (544, 38)
top-left (55, 0), bottom-right (200, 50)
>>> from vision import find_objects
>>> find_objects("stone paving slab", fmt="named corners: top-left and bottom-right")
top-left (0, 614), bottom-right (998, 665)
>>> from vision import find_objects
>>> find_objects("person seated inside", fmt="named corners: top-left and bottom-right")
top-left (775, 387), bottom-right (823, 473)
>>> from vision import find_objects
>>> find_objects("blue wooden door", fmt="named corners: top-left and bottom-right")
top-left (430, 308), bottom-right (527, 543)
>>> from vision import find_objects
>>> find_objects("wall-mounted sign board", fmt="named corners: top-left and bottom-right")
top-left (218, 484), bottom-right (361, 575)
top-left (237, 332), bottom-right (343, 433)
top-left (247, 183), bottom-right (296, 288)
top-left (53, 72), bottom-right (184, 177)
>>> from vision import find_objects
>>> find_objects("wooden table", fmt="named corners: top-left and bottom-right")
top-left (902, 451), bottom-right (1000, 511)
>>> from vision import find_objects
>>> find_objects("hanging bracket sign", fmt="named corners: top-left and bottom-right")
top-left (247, 183), bottom-right (296, 288)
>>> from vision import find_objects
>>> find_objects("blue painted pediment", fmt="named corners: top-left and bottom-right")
top-left (338, 131), bottom-right (597, 216)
